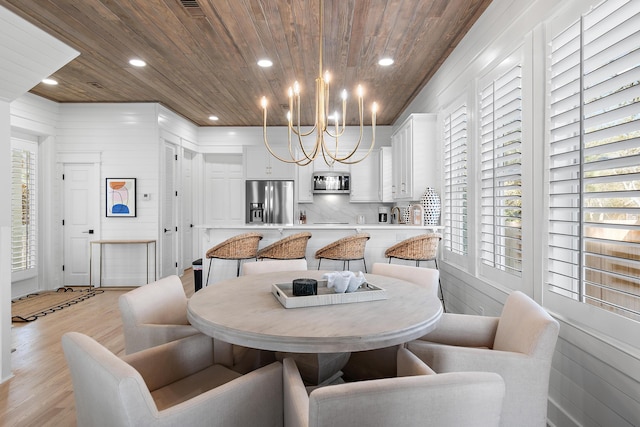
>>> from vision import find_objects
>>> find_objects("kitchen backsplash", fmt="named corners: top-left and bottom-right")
top-left (299, 195), bottom-right (393, 224)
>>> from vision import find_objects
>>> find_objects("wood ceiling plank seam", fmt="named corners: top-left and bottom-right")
top-left (252, 1), bottom-right (298, 124)
top-left (344, 0), bottom-right (367, 69)
top-left (187, 2), bottom-right (268, 107)
top-left (196, 0), bottom-right (282, 124)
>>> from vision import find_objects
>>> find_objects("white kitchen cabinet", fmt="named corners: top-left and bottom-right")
top-left (244, 145), bottom-right (295, 180)
top-left (313, 150), bottom-right (350, 173)
top-left (391, 113), bottom-right (437, 201)
top-left (296, 150), bottom-right (314, 203)
top-left (349, 149), bottom-right (381, 202)
top-left (380, 146), bottom-right (393, 202)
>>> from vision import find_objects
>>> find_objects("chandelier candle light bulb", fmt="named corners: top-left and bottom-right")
top-left (260, 0), bottom-right (377, 166)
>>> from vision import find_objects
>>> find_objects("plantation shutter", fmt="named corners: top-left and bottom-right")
top-left (548, 0), bottom-right (640, 321)
top-left (11, 142), bottom-right (38, 274)
top-left (480, 63), bottom-right (523, 276)
top-left (443, 104), bottom-right (468, 256)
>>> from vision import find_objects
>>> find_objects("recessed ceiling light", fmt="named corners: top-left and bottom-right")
top-left (257, 59), bottom-right (273, 68)
top-left (129, 58), bottom-right (147, 67)
top-left (378, 58), bottom-right (394, 66)
top-left (209, 115), bottom-right (219, 121)
top-left (42, 78), bottom-right (58, 85)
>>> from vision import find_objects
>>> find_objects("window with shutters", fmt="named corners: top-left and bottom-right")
top-left (480, 62), bottom-right (523, 276)
top-left (11, 139), bottom-right (38, 278)
top-left (443, 103), bottom-right (468, 256)
top-left (547, 0), bottom-right (640, 321)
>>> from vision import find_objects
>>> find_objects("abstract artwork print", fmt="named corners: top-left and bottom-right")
top-left (106, 178), bottom-right (136, 217)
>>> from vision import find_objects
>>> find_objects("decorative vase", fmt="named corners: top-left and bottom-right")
top-left (401, 206), bottom-right (411, 225)
top-left (420, 188), bottom-right (441, 225)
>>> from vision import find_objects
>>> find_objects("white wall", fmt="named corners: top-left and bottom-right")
top-left (1, 4), bottom-right (77, 382)
top-left (56, 103), bottom-right (161, 286)
top-left (198, 125), bottom-right (393, 151)
top-left (0, 101), bottom-right (12, 382)
top-left (400, 0), bottom-right (640, 426)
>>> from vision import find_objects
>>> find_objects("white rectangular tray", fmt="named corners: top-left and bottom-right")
top-left (271, 279), bottom-right (387, 309)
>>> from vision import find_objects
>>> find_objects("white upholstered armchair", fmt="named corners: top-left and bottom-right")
top-left (118, 275), bottom-right (200, 354)
top-left (62, 332), bottom-right (283, 427)
top-left (342, 263), bottom-right (440, 381)
top-left (406, 291), bottom-right (560, 427)
top-left (284, 347), bottom-right (505, 427)
top-left (118, 275), bottom-right (269, 372)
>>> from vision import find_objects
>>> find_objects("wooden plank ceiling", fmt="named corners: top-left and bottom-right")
top-left (0, 0), bottom-right (492, 126)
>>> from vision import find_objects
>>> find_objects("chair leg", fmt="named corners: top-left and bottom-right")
top-left (362, 258), bottom-right (367, 273)
top-left (236, 259), bottom-right (241, 277)
top-left (206, 259), bottom-right (213, 286)
top-left (433, 258), bottom-right (445, 312)
top-left (317, 259), bottom-right (322, 270)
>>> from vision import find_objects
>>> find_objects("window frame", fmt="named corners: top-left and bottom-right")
top-left (477, 47), bottom-right (530, 289)
top-left (11, 137), bottom-right (38, 282)
top-left (543, 0), bottom-right (640, 345)
top-left (443, 100), bottom-right (470, 262)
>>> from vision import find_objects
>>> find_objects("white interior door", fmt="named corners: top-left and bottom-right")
top-left (63, 163), bottom-right (99, 286)
top-left (182, 150), bottom-right (194, 269)
top-left (161, 142), bottom-right (178, 278)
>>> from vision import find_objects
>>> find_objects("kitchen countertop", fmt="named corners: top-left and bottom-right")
top-left (196, 223), bottom-right (443, 230)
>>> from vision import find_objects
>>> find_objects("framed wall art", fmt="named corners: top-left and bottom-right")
top-left (106, 178), bottom-right (136, 217)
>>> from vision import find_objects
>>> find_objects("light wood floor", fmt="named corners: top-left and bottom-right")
top-left (0, 270), bottom-right (196, 426)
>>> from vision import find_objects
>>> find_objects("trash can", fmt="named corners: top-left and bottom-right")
top-left (193, 258), bottom-right (203, 292)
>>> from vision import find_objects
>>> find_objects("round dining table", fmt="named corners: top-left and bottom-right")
top-left (187, 270), bottom-right (442, 354)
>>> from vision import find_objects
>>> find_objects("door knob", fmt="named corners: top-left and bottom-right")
top-left (82, 230), bottom-right (94, 234)
top-left (164, 228), bottom-right (170, 233)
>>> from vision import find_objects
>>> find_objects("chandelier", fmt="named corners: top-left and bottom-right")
top-left (260, 0), bottom-right (377, 166)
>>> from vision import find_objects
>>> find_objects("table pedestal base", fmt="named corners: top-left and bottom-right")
top-left (276, 352), bottom-right (351, 385)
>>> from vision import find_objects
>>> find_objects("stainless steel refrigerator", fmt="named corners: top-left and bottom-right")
top-left (246, 180), bottom-right (295, 225)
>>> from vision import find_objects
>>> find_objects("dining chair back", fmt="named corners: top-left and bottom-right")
top-left (284, 348), bottom-right (505, 427)
top-left (242, 259), bottom-right (308, 276)
top-left (343, 263), bottom-right (441, 382)
top-left (63, 332), bottom-right (283, 427)
top-left (118, 275), bottom-right (200, 355)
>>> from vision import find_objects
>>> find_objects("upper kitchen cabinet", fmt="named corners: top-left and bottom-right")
top-left (391, 113), bottom-right (438, 201)
top-left (313, 151), bottom-right (350, 173)
top-left (350, 149), bottom-right (383, 203)
top-left (244, 145), bottom-right (295, 180)
top-left (296, 149), bottom-right (314, 203)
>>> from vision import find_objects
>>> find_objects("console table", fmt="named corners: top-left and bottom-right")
top-left (89, 239), bottom-right (157, 288)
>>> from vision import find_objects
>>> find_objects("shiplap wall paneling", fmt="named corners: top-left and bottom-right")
top-left (56, 103), bottom-right (160, 285)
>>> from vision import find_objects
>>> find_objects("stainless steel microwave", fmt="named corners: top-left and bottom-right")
top-left (312, 172), bottom-right (350, 194)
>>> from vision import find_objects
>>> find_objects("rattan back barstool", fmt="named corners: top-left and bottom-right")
top-left (315, 233), bottom-right (370, 272)
top-left (205, 232), bottom-right (263, 285)
top-left (256, 232), bottom-right (312, 260)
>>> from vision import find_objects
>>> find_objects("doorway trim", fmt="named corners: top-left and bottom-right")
top-left (57, 152), bottom-right (101, 288)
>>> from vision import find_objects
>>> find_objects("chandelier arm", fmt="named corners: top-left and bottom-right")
top-left (262, 108), bottom-right (316, 165)
top-left (259, 0), bottom-right (377, 167)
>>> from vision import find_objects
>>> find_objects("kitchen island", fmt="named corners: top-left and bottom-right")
top-left (196, 224), bottom-right (443, 285)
